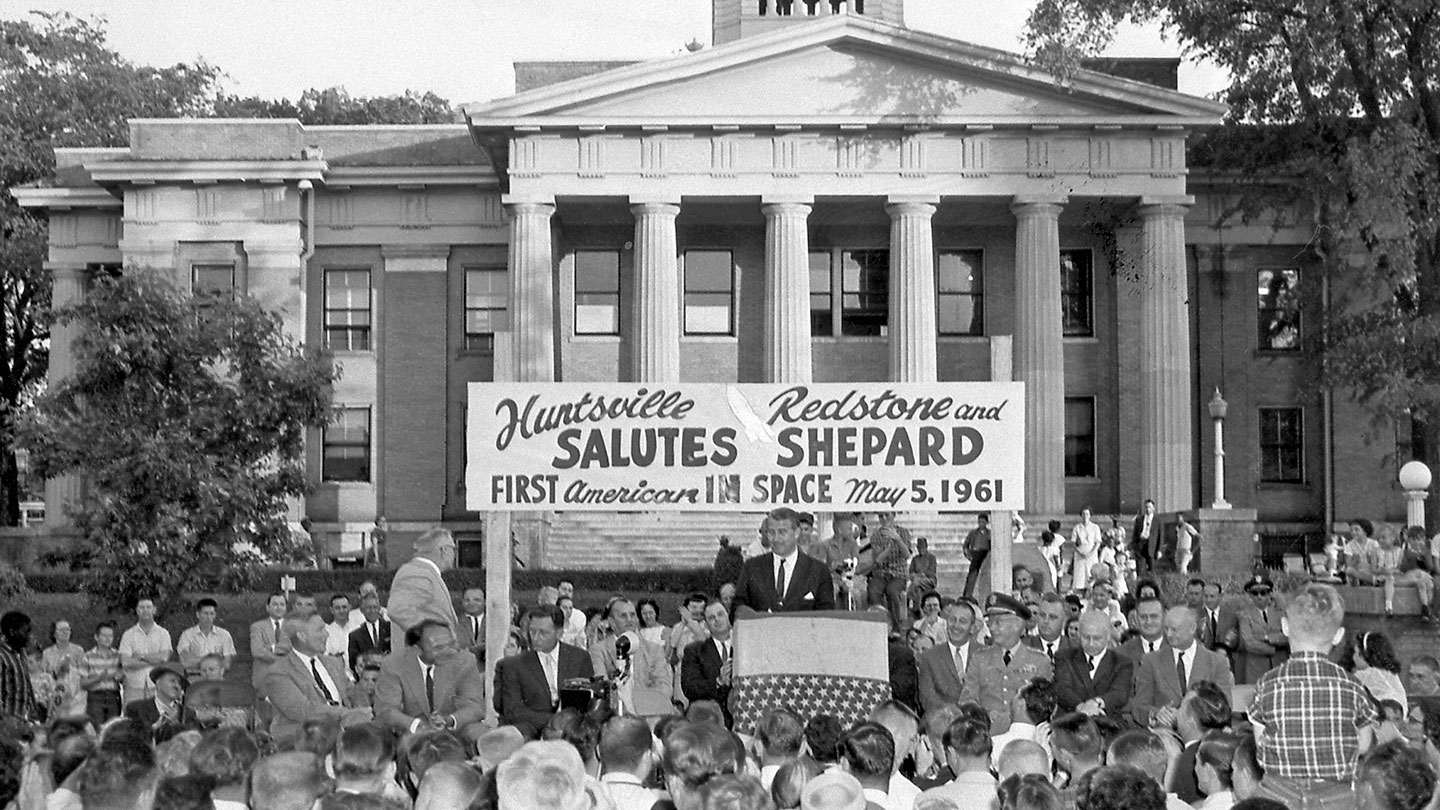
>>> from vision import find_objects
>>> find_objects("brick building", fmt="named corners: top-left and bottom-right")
top-left (13, 0), bottom-right (1413, 578)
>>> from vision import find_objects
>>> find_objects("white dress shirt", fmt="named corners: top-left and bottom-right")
top-left (949, 641), bottom-right (970, 674)
top-left (772, 550), bottom-right (799, 596)
top-left (294, 650), bottom-right (342, 703)
top-left (539, 647), bottom-right (561, 703)
top-left (598, 773), bottom-right (660, 810)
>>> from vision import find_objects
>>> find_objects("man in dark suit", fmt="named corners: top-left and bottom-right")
top-left (458, 587), bottom-right (486, 664)
top-left (1118, 595), bottom-right (1168, 661)
top-left (375, 619), bottom-right (488, 742)
top-left (124, 662), bottom-right (189, 743)
top-left (498, 604), bottom-right (594, 739)
top-left (1023, 592), bottom-right (1073, 663)
top-left (1197, 581), bottom-right (1240, 670)
top-left (681, 600), bottom-right (734, 726)
top-left (262, 615), bottom-right (372, 747)
top-left (1053, 611), bottom-right (1134, 719)
top-left (916, 601), bottom-right (979, 717)
top-left (348, 595), bottom-right (390, 676)
top-left (1129, 605), bottom-right (1235, 728)
top-left (1132, 499), bottom-right (1158, 574)
top-left (733, 507), bottom-right (836, 613)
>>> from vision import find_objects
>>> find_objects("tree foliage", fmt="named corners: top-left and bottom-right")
top-left (214, 87), bottom-right (455, 124)
top-left (1026, 0), bottom-right (1440, 475)
top-left (18, 270), bottom-right (337, 612)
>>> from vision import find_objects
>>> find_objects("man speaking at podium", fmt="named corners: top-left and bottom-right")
top-left (734, 507), bottom-right (836, 613)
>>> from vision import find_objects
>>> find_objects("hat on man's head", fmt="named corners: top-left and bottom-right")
top-left (1245, 574), bottom-right (1275, 594)
top-left (149, 662), bottom-right (189, 689)
top-left (801, 770), bottom-right (865, 810)
top-left (984, 592), bottom-right (1032, 622)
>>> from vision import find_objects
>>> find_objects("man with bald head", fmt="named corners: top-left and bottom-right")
top-left (1053, 610), bottom-right (1134, 719)
top-left (387, 527), bottom-right (460, 653)
top-left (1129, 604), bottom-right (1234, 729)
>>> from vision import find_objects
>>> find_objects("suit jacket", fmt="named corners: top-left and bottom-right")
top-left (1052, 647), bottom-right (1134, 717)
top-left (124, 697), bottom-right (187, 743)
top-left (249, 618), bottom-right (289, 687)
top-left (1132, 513), bottom-right (1159, 561)
top-left (917, 640), bottom-right (976, 717)
top-left (375, 650), bottom-right (486, 735)
top-left (1119, 635), bottom-right (1168, 664)
top-left (1237, 604), bottom-right (1289, 684)
top-left (733, 552), bottom-right (836, 613)
top-left (591, 633), bottom-right (674, 717)
top-left (497, 643), bottom-right (595, 739)
top-left (889, 640), bottom-right (920, 715)
top-left (959, 644), bottom-right (1054, 734)
top-left (386, 558), bottom-right (458, 653)
top-left (1023, 635), bottom-right (1073, 663)
top-left (262, 652), bottom-right (357, 746)
top-left (348, 622), bottom-right (391, 674)
top-left (458, 612), bottom-right (486, 658)
top-left (1198, 606), bottom-right (1240, 653)
top-left (1128, 643), bottom-right (1235, 727)
top-left (680, 637), bottom-right (732, 726)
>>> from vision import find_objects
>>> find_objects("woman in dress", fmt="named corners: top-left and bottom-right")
top-left (636, 598), bottom-right (669, 646)
top-left (1070, 508), bottom-right (1102, 593)
top-left (42, 620), bottom-right (86, 719)
top-left (1347, 630), bottom-right (1407, 706)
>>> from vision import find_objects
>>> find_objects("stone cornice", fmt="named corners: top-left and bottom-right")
top-left (323, 165), bottom-right (498, 188)
top-left (469, 117), bottom-right (1210, 133)
top-left (11, 186), bottom-right (121, 209)
top-left (85, 159), bottom-right (328, 186)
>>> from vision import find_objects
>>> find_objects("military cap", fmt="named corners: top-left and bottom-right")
top-left (984, 592), bottom-right (1032, 622)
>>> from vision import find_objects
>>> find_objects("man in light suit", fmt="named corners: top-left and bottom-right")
top-left (916, 601), bottom-right (979, 717)
top-left (498, 605), bottom-right (595, 739)
top-left (249, 593), bottom-right (291, 688)
top-left (262, 615), bottom-right (372, 747)
top-left (1129, 604), bottom-right (1235, 728)
top-left (375, 619), bottom-right (488, 742)
top-left (387, 527), bottom-right (459, 652)
top-left (733, 507), bottom-right (836, 613)
top-left (1054, 610), bottom-right (1134, 719)
top-left (1237, 574), bottom-right (1288, 683)
top-left (680, 600), bottom-right (734, 727)
top-left (590, 598), bottom-right (674, 720)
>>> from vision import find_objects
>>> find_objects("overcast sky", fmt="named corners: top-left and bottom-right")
top-left (6, 0), bottom-right (1227, 105)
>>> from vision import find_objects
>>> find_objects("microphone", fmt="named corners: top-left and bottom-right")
top-left (616, 635), bottom-right (631, 661)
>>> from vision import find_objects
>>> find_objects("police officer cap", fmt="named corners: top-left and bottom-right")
top-left (1245, 574), bottom-right (1275, 594)
top-left (984, 592), bottom-right (1032, 622)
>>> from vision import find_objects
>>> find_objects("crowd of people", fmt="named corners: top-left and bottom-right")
top-left (1, 508), bottom-right (1439, 810)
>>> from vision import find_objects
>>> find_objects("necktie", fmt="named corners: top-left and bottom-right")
top-left (273, 620), bottom-right (281, 642)
top-left (310, 659), bottom-right (335, 704)
top-left (472, 616), bottom-right (481, 643)
top-left (370, 623), bottom-right (378, 647)
top-left (1176, 651), bottom-right (1187, 689)
top-left (1046, 642), bottom-right (1055, 663)
top-left (1261, 609), bottom-right (1268, 626)
top-left (1003, 649), bottom-right (1012, 667)
top-left (776, 559), bottom-right (787, 599)
top-left (424, 665), bottom-right (435, 711)
top-left (1086, 656), bottom-right (1095, 675)
top-left (955, 646), bottom-right (965, 675)
top-left (1209, 613), bottom-right (1218, 645)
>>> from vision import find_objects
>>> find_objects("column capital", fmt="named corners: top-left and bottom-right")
top-left (761, 193), bottom-right (814, 206)
top-left (44, 262), bottom-right (88, 279)
top-left (1010, 194), bottom-right (1067, 216)
top-left (629, 200), bottom-right (681, 217)
top-left (1138, 195), bottom-right (1194, 221)
top-left (761, 201), bottom-right (812, 218)
top-left (885, 199), bottom-right (937, 218)
top-left (501, 193), bottom-right (554, 207)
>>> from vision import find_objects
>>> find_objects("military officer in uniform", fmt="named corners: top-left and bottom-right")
top-left (959, 593), bottom-right (1054, 734)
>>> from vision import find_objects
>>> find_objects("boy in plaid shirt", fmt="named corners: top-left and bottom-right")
top-left (1247, 582), bottom-right (1375, 810)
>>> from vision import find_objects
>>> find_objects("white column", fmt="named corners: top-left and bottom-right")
top-left (1011, 196), bottom-right (1067, 515)
top-left (886, 196), bottom-right (939, 382)
top-left (505, 200), bottom-right (556, 383)
top-left (43, 264), bottom-right (86, 528)
top-left (762, 198), bottom-right (813, 383)
top-left (630, 200), bottom-right (682, 382)
top-left (1139, 197), bottom-right (1195, 511)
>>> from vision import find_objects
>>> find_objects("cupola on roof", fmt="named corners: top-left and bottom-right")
top-left (714, 0), bottom-right (903, 45)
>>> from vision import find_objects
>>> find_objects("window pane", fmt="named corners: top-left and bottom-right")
top-left (937, 249), bottom-right (983, 336)
top-left (575, 251), bottom-right (620, 293)
top-left (684, 251), bottom-right (734, 335)
top-left (1259, 407), bottom-right (1304, 483)
top-left (684, 251), bottom-right (733, 293)
top-left (938, 296), bottom-right (983, 336)
top-left (323, 408), bottom-right (371, 482)
top-left (576, 296), bottom-right (619, 335)
top-left (841, 249), bottom-right (888, 336)
top-left (193, 264), bottom-right (234, 298)
top-left (465, 267), bottom-right (506, 351)
top-left (324, 269), bottom-right (371, 351)
top-left (1064, 398), bottom-right (1096, 478)
top-left (1257, 268), bottom-right (1301, 350)
top-left (810, 251), bottom-right (834, 336)
top-left (574, 252), bottom-right (621, 335)
top-left (1061, 250), bottom-right (1093, 336)
top-left (937, 250), bottom-right (981, 294)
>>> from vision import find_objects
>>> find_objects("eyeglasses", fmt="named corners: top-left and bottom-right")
top-left (1252, 589), bottom-right (1272, 596)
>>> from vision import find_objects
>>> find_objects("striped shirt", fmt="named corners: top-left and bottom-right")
top-left (0, 641), bottom-right (35, 721)
top-left (1248, 651), bottom-right (1377, 780)
top-left (79, 647), bottom-right (122, 693)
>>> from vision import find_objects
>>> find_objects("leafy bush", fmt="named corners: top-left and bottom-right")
top-left (0, 561), bottom-right (29, 601)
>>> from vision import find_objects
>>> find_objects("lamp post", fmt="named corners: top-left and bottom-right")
top-left (1399, 460), bottom-right (1432, 528)
top-left (1208, 388), bottom-right (1230, 509)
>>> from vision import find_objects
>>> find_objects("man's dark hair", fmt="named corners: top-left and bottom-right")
top-left (684, 700), bottom-right (727, 728)
top-left (661, 721), bottom-right (737, 793)
top-left (525, 604), bottom-right (564, 629)
top-left (1358, 739), bottom-right (1437, 810)
top-left (79, 739), bottom-right (158, 810)
top-left (0, 612), bottom-right (29, 635)
top-left (767, 507), bottom-right (801, 527)
top-left (1074, 765), bottom-right (1166, 810)
top-left (1134, 595), bottom-right (1165, 613)
top-left (701, 773), bottom-right (772, 810)
top-left (599, 716), bottom-right (653, 773)
top-left (1183, 681), bottom-right (1232, 731)
top-left (153, 775), bottom-right (216, 810)
top-left (839, 722), bottom-right (894, 780)
top-left (1020, 678), bottom-right (1058, 725)
top-left (403, 618), bottom-right (451, 648)
top-left (400, 730), bottom-right (466, 791)
top-left (195, 598), bottom-right (218, 612)
top-left (998, 773), bottom-right (1062, 810)
top-left (803, 715), bottom-right (845, 764)
top-left (955, 701), bottom-right (993, 734)
top-left (188, 728), bottom-right (260, 787)
top-left (1107, 730), bottom-right (1168, 777)
top-left (757, 708), bottom-right (804, 757)
top-left (1050, 713), bottom-right (1102, 761)
top-left (943, 714), bottom-right (992, 759)
top-left (1186, 578), bottom-right (1206, 590)
top-left (250, 752), bottom-right (333, 810)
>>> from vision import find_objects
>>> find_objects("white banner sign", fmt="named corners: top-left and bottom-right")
top-left (465, 382), bottom-right (1025, 512)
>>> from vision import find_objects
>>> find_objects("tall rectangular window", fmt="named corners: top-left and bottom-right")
top-left (323, 407), bottom-right (371, 482)
top-left (192, 263), bottom-right (235, 299)
top-left (840, 248), bottom-right (888, 336)
top-left (464, 266), bottom-right (507, 352)
top-left (1060, 249), bottom-right (1094, 336)
top-left (1257, 268), bottom-right (1301, 350)
top-left (1259, 407), bottom-right (1305, 483)
top-left (574, 250), bottom-right (621, 335)
top-left (937, 249), bottom-right (984, 336)
top-left (809, 251), bottom-right (833, 337)
top-left (323, 269), bottom-right (371, 351)
top-left (683, 250), bottom-right (735, 335)
top-left (1064, 397), bottom-right (1096, 477)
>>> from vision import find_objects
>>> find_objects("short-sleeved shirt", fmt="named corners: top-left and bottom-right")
top-left (176, 626), bottom-right (236, 668)
top-left (1248, 650), bottom-right (1377, 780)
top-left (118, 623), bottom-right (172, 699)
top-left (79, 646), bottom-right (121, 693)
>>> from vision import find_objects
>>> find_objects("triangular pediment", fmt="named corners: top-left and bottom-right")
top-left (466, 16), bottom-right (1226, 127)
